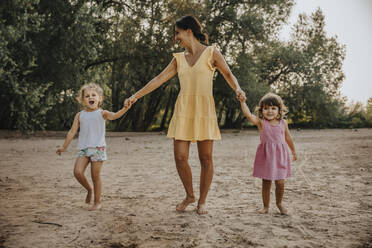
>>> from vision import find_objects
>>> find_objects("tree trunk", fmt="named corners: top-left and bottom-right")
top-left (160, 95), bottom-right (172, 130)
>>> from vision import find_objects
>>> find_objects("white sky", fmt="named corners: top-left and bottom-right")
top-left (279, 0), bottom-right (372, 104)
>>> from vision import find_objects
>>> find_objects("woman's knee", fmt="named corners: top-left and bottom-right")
top-left (199, 154), bottom-right (213, 168)
top-left (174, 153), bottom-right (188, 164)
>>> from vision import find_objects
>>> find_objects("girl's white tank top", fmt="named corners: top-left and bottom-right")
top-left (77, 109), bottom-right (106, 150)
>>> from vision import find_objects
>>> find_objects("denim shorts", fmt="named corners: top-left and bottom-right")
top-left (78, 147), bottom-right (107, 162)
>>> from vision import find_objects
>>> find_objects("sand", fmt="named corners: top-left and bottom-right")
top-left (0, 129), bottom-right (371, 248)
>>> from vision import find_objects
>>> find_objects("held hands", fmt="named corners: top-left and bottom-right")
top-left (56, 147), bottom-right (65, 156)
top-left (235, 88), bottom-right (246, 102)
top-left (124, 95), bottom-right (138, 109)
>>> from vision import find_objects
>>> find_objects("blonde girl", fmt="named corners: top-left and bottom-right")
top-left (56, 83), bottom-right (130, 211)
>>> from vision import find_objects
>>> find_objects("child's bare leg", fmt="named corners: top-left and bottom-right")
top-left (89, 161), bottom-right (103, 211)
top-left (74, 156), bottom-right (92, 203)
top-left (259, 179), bottom-right (271, 214)
top-left (174, 140), bottom-right (196, 211)
top-left (275, 179), bottom-right (287, 215)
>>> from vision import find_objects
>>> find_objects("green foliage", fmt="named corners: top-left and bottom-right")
top-left (1, 0), bottom-right (111, 131)
top-left (1, 0), bottom-right (367, 131)
top-left (271, 9), bottom-right (347, 128)
top-left (0, 0), bottom-right (55, 131)
top-left (365, 98), bottom-right (372, 127)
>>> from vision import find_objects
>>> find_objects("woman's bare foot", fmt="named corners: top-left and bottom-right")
top-left (258, 207), bottom-right (269, 214)
top-left (176, 197), bottom-right (195, 212)
top-left (196, 204), bottom-right (208, 215)
top-left (277, 204), bottom-right (288, 215)
top-left (85, 190), bottom-right (92, 204)
top-left (88, 203), bottom-right (101, 211)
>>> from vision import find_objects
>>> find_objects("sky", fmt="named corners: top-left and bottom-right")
top-left (279, 0), bottom-right (372, 104)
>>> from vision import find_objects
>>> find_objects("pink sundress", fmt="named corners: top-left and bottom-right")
top-left (253, 119), bottom-right (291, 180)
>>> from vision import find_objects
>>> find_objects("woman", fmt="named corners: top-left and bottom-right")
top-left (124, 15), bottom-right (246, 214)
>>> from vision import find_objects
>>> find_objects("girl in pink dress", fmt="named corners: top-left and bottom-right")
top-left (240, 93), bottom-right (297, 214)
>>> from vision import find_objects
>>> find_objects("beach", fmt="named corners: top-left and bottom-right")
top-left (0, 129), bottom-right (371, 248)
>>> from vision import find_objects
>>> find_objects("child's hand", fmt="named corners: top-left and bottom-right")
top-left (238, 95), bottom-right (246, 103)
top-left (56, 147), bottom-right (65, 156)
top-left (124, 96), bottom-right (137, 109)
top-left (292, 152), bottom-right (297, 161)
top-left (123, 100), bottom-right (132, 110)
top-left (236, 89), bottom-right (246, 102)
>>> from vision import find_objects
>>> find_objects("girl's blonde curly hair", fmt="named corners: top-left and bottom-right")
top-left (254, 93), bottom-right (288, 120)
top-left (76, 83), bottom-right (104, 107)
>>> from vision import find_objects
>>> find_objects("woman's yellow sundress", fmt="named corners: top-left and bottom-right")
top-left (167, 45), bottom-right (221, 142)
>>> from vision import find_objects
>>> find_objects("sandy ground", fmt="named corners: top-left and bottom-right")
top-left (0, 129), bottom-right (371, 248)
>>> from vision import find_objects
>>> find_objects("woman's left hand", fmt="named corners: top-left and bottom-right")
top-left (235, 88), bottom-right (246, 102)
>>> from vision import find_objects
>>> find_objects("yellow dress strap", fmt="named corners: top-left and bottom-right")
top-left (207, 44), bottom-right (216, 71)
top-left (173, 52), bottom-right (183, 72)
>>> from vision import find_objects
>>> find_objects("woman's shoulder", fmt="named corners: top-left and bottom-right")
top-left (172, 51), bottom-right (184, 57)
top-left (209, 43), bottom-right (216, 49)
top-left (206, 44), bottom-right (218, 70)
top-left (209, 44), bottom-right (225, 66)
top-left (172, 51), bottom-right (184, 66)
top-left (209, 44), bottom-right (218, 53)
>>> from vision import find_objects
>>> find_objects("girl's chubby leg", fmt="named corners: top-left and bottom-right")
top-left (259, 179), bottom-right (272, 214)
top-left (174, 140), bottom-right (196, 212)
top-left (73, 156), bottom-right (93, 204)
top-left (89, 161), bottom-right (103, 211)
top-left (275, 179), bottom-right (288, 215)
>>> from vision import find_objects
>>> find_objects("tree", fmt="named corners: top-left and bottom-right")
top-left (1, 0), bottom-right (111, 131)
top-left (364, 97), bottom-right (372, 127)
top-left (1, 0), bottom-right (350, 131)
top-left (273, 9), bottom-right (346, 127)
top-left (0, 0), bottom-right (54, 131)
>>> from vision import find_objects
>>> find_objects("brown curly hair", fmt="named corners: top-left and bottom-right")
top-left (254, 93), bottom-right (288, 120)
top-left (76, 83), bottom-right (104, 108)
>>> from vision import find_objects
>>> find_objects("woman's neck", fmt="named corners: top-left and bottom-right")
top-left (185, 39), bottom-right (203, 54)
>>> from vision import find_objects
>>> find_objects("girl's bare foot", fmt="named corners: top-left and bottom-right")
top-left (277, 204), bottom-right (288, 215)
top-left (176, 197), bottom-right (195, 211)
top-left (88, 203), bottom-right (101, 211)
top-left (85, 190), bottom-right (92, 204)
top-left (196, 204), bottom-right (208, 215)
top-left (258, 207), bottom-right (269, 214)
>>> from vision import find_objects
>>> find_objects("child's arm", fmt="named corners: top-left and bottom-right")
top-left (102, 104), bottom-right (131, 121)
top-left (56, 113), bottom-right (80, 155)
top-left (239, 100), bottom-right (261, 128)
top-left (284, 120), bottom-right (297, 161)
